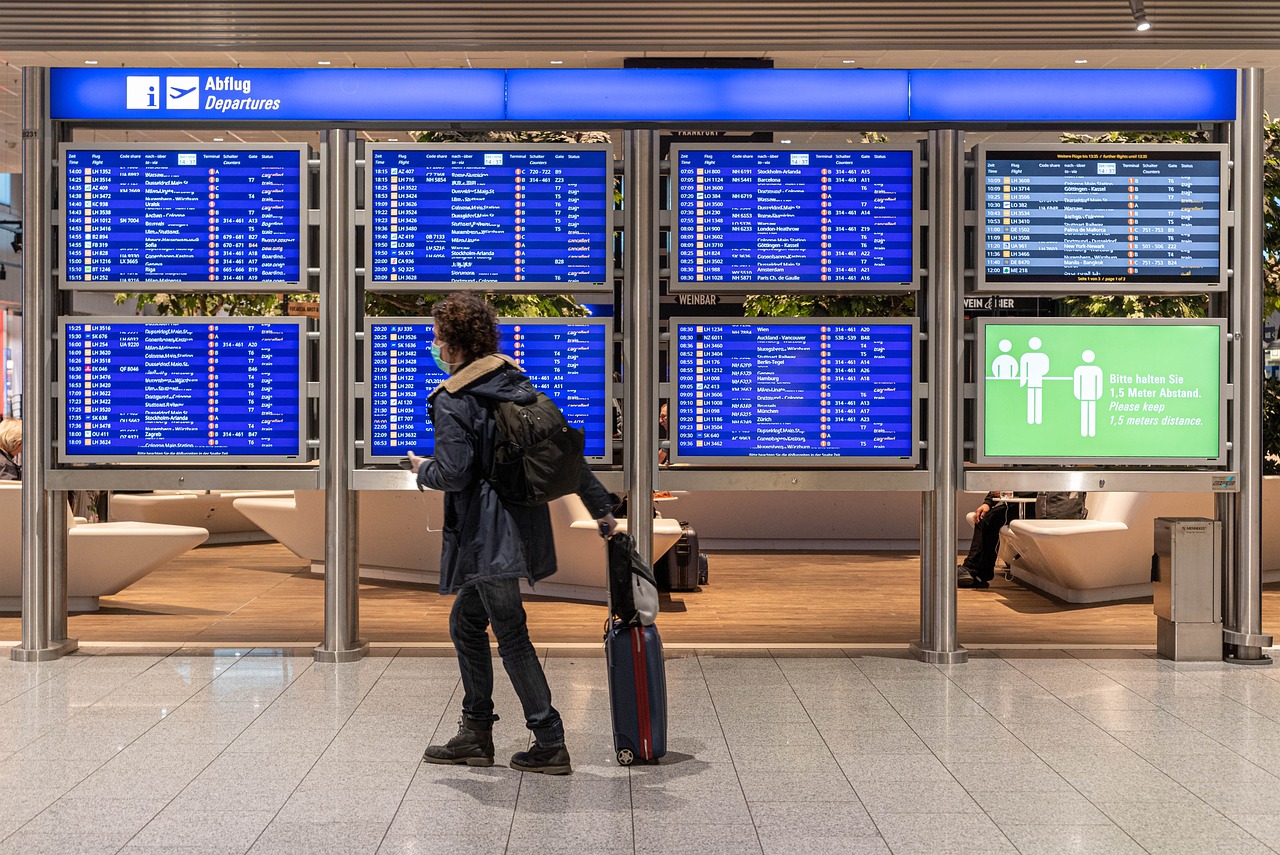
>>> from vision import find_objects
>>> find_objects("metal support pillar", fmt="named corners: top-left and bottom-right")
top-left (13, 67), bottom-right (76, 662)
top-left (1223, 68), bottom-right (1272, 663)
top-left (622, 131), bottom-right (659, 561)
top-left (911, 130), bottom-right (966, 664)
top-left (315, 130), bottom-right (367, 663)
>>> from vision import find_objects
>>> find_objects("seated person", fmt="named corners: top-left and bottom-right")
top-left (657, 402), bottom-right (669, 466)
top-left (958, 490), bottom-right (1086, 589)
top-left (0, 418), bottom-right (21, 481)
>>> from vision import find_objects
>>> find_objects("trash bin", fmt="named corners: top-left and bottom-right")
top-left (1153, 517), bottom-right (1222, 661)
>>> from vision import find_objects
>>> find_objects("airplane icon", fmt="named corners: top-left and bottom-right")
top-left (164, 76), bottom-right (200, 109)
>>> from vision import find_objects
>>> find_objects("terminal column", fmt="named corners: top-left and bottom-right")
top-left (911, 130), bottom-right (966, 665)
top-left (315, 130), bottom-right (367, 663)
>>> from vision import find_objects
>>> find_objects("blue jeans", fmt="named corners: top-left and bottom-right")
top-left (449, 576), bottom-right (564, 747)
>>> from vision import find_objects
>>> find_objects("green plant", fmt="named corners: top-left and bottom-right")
top-left (116, 291), bottom-right (295, 316)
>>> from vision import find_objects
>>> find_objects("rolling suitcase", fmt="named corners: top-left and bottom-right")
top-left (658, 523), bottom-right (705, 591)
top-left (605, 620), bottom-right (668, 765)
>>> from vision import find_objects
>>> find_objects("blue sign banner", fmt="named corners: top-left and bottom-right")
top-left (910, 69), bottom-right (1238, 122)
top-left (50, 68), bottom-right (507, 121)
top-left (48, 67), bottom-right (1239, 124)
top-left (506, 69), bottom-right (911, 122)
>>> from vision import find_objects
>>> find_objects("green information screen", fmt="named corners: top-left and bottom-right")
top-left (979, 320), bottom-right (1223, 462)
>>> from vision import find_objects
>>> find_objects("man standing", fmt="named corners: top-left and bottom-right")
top-left (409, 293), bottom-right (616, 775)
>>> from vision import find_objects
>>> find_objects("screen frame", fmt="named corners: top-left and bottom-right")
top-left (971, 142), bottom-right (1230, 295)
top-left (361, 315), bottom-right (614, 465)
top-left (972, 317), bottom-right (1228, 466)
top-left (57, 316), bottom-right (310, 465)
top-left (668, 316), bottom-right (920, 468)
top-left (669, 143), bottom-right (921, 294)
top-left (363, 142), bottom-right (616, 293)
top-left (58, 142), bottom-right (310, 292)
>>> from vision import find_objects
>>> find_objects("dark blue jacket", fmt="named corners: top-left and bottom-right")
top-left (418, 353), bottom-right (615, 595)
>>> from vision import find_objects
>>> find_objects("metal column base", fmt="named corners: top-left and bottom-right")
top-left (1222, 629), bottom-right (1274, 665)
top-left (313, 639), bottom-right (369, 663)
top-left (10, 638), bottom-right (79, 662)
top-left (909, 641), bottom-right (968, 664)
top-left (1155, 617), bottom-right (1224, 662)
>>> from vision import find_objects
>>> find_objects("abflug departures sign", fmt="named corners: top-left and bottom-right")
top-left (366, 144), bottom-right (613, 291)
top-left (364, 318), bottom-right (611, 462)
top-left (671, 318), bottom-right (917, 466)
top-left (60, 318), bottom-right (306, 463)
top-left (672, 146), bottom-right (917, 292)
top-left (60, 144), bottom-right (307, 290)
top-left (977, 144), bottom-right (1227, 293)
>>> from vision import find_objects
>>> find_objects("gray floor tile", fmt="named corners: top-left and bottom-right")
top-left (972, 789), bottom-right (1112, 826)
top-left (854, 779), bottom-right (976, 817)
top-left (248, 820), bottom-right (391, 855)
top-left (748, 800), bottom-right (879, 837)
top-left (737, 769), bottom-right (858, 803)
top-left (0, 831), bottom-right (133, 855)
top-left (757, 833), bottom-right (890, 855)
top-left (505, 811), bottom-right (634, 855)
top-left (21, 795), bottom-right (168, 837)
top-left (835, 752), bottom-right (954, 784)
top-left (999, 822), bottom-right (1147, 854)
top-left (632, 819), bottom-right (763, 855)
top-left (130, 808), bottom-right (277, 849)
top-left (872, 812), bottom-right (1019, 855)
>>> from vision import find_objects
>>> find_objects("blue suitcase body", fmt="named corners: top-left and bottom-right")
top-left (605, 621), bottom-right (668, 765)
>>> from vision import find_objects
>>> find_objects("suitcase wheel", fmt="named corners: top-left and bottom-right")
top-left (616, 748), bottom-right (635, 766)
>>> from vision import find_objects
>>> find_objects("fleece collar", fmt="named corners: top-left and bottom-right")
top-left (429, 353), bottom-right (519, 399)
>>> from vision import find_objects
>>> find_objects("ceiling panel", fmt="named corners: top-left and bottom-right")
top-left (0, 2), bottom-right (1278, 176)
top-left (1, 2), bottom-right (1278, 50)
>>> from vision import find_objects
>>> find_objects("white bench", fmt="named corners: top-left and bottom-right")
top-left (233, 489), bottom-right (683, 603)
top-left (998, 491), bottom-right (1214, 603)
top-left (108, 489), bottom-right (293, 544)
top-left (0, 482), bottom-right (209, 612)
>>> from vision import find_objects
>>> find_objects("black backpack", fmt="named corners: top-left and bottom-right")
top-left (486, 392), bottom-right (585, 506)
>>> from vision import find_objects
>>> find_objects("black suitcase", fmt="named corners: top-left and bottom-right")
top-left (605, 620), bottom-right (668, 765)
top-left (658, 523), bottom-right (705, 591)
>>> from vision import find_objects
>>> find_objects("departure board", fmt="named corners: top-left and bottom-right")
top-left (61, 144), bottom-right (306, 289)
top-left (61, 318), bottom-right (306, 462)
top-left (365, 318), bottom-right (611, 462)
top-left (366, 144), bottom-right (613, 290)
top-left (977, 145), bottom-right (1226, 291)
top-left (672, 146), bottom-right (917, 291)
top-left (670, 319), bottom-right (917, 465)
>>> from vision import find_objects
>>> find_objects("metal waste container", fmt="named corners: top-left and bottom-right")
top-left (1153, 517), bottom-right (1222, 661)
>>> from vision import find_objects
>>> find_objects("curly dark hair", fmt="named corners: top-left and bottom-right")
top-left (431, 292), bottom-right (500, 364)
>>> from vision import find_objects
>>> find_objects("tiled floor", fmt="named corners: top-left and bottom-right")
top-left (0, 646), bottom-right (1279, 854)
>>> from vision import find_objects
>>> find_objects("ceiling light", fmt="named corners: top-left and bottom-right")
top-left (83, 60), bottom-right (98, 65)
top-left (317, 60), bottom-right (331, 66)
top-left (549, 60), bottom-right (564, 65)
top-left (212, 138), bottom-right (224, 142)
top-left (842, 60), bottom-right (856, 64)
top-left (1129, 0), bottom-right (1152, 31)
top-left (1075, 59), bottom-right (1089, 64)
top-left (780, 139), bottom-right (792, 144)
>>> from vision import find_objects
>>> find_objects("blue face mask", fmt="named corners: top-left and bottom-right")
top-left (431, 342), bottom-right (452, 375)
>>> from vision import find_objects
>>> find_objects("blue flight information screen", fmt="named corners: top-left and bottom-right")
top-left (62, 320), bottom-right (305, 460)
top-left (673, 147), bottom-right (915, 289)
top-left (672, 320), bottom-right (916, 464)
top-left (981, 148), bottom-right (1223, 287)
top-left (367, 146), bottom-right (612, 287)
top-left (366, 319), bottom-right (610, 461)
top-left (62, 146), bottom-right (305, 286)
